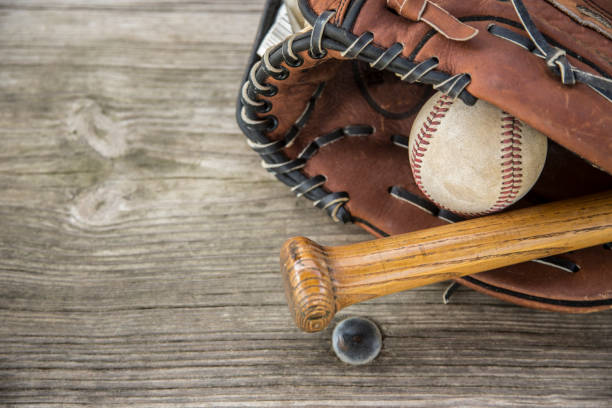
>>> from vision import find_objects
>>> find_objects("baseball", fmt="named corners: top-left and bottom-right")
top-left (409, 92), bottom-right (548, 215)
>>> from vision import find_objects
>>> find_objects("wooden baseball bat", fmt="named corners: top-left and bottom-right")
top-left (281, 191), bottom-right (612, 332)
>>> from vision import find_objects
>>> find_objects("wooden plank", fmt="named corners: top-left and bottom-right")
top-left (0, 1), bottom-right (610, 406)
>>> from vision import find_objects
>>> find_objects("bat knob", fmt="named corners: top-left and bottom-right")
top-left (280, 236), bottom-right (336, 332)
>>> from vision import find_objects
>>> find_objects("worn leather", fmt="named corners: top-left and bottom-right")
top-left (544, 0), bottom-right (612, 39)
top-left (339, 0), bottom-right (611, 173)
top-left (240, 0), bottom-right (612, 311)
top-left (387, 0), bottom-right (479, 41)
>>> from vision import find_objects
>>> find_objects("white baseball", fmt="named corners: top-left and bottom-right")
top-left (408, 92), bottom-right (548, 215)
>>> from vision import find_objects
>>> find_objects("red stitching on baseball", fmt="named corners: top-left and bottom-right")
top-left (410, 95), bottom-right (453, 206)
top-left (488, 113), bottom-right (523, 212)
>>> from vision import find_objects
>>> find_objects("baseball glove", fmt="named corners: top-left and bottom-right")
top-left (237, 0), bottom-right (612, 312)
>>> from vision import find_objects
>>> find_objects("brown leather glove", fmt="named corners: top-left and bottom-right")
top-left (237, 0), bottom-right (612, 312)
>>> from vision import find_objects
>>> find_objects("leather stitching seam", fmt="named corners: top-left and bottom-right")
top-left (490, 113), bottom-right (523, 212)
top-left (410, 94), bottom-right (452, 207)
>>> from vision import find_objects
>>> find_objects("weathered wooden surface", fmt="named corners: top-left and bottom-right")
top-left (0, 1), bottom-right (610, 406)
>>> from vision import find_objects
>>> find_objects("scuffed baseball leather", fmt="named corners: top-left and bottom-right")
top-left (237, 0), bottom-right (612, 312)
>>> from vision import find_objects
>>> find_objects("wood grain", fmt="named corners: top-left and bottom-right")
top-left (0, 1), bottom-right (610, 406)
top-left (282, 192), bottom-right (612, 332)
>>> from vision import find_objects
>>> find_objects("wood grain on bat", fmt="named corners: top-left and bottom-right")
top-left (281, 191), bottom-right (612, 332)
